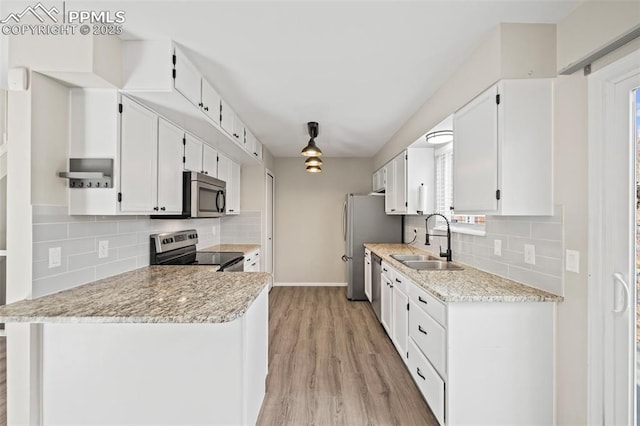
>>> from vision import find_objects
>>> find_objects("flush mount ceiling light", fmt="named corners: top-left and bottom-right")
top-left (301, 121), bottom-right (323, 157)
top-left (304, 156), bottom-right (323, 167)
top-left (306, 165), bottom-right (322, 173)
top-left (425, 130), bottom-right (453, 145)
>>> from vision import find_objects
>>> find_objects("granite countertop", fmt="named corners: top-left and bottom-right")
top-left (201, 244), bottom-right (260, 255)
top-left (365, 243), bottom-right (563, 303)
top-left (0, 267), bottom-right (271, 324)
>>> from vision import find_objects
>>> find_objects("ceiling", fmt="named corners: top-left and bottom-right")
top-left (68, 1), bottom-right (582, 158)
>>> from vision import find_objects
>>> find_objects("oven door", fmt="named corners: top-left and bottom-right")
top-left (191, 175), bottom-right (226, 218)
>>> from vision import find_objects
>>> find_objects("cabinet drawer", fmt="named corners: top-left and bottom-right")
top-left (409, 301), bottom-right (446, 376)
top-left (409, 283), bottom-right (446, 327)
top-left (408, 339), bottom-right (445, 426)
top-left (391, 270), bottom-right (407, 294)
top-left (381, 261), bottom-right (393, 280)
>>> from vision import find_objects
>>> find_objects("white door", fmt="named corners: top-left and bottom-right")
top-left (119, 97), bottom-right (158, 213)
top-left (157, 118), bottom-right (184, 214)
top-left (201, 79), bottom-right (221, 124)
top-left (266, 171), bottom-right (274, 275)
top-left (173, 47), bottom-right (201, 108)
top-left (202, 144), bottom-right (218, 177)
top-left (392, 285), bottom-right (408, 362)
top-left (588, 50), bottom-right (640, 426)
top-left (453, 84), bottom-right (498, 213)
top-left (184, 134), bottom-right (203, 173)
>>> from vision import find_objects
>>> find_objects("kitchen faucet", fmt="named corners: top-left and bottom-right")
top-left (424, 213), bottom-right (452, 262)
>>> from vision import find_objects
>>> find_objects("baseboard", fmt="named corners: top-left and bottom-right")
top-left (273, 282), bottom-right (347, 287)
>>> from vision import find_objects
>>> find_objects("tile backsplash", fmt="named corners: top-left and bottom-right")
top-left (32, 205), bottom-right (221, 298)
top-left (220, 211), bottom-right (261, 244)
top-left (404, 206), bottom-right (564, 295)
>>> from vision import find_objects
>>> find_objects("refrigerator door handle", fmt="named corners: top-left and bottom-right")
top-left (342, 200), bottom-right (347, 242)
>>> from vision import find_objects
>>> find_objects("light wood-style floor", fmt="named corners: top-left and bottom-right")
top-left (257, 287), bottom-right (438, 425)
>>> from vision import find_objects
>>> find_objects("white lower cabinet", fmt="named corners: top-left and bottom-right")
top-left (364, 249), bottom-right (372, 302)
top-left (244, 249), bottom-right (260, 272)
top-left (379, 259), bottom-right (555, 426)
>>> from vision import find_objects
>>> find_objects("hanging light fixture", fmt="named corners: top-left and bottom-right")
top-left (306, 165), bottom-right (322, 173)
top-left (304, 156), bottom-right (323, 167)
top-left (301, 122), bottom-right (322, 157)
top-left (425, 129), bottom-right (453, 145)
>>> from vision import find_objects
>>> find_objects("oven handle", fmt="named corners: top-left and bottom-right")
top-left (218, 256), bottom-right (244, 272)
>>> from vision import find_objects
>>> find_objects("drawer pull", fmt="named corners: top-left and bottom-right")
top-left (395, 278), bottom-right (401, 283)
top-left (418, 296), bottom-right (428, 304)
top-left (416, 368), bottom-right (426, 381)
top-left (383, 268), bottom-right (388, 272)
top-left (418, 325), bottom-right (428, 335)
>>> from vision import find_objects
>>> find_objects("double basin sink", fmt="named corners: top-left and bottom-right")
top-left (391, 254), bottom-right (464, 271)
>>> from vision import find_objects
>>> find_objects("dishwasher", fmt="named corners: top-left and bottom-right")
top-left (371, 252), bottom-right (382, 322)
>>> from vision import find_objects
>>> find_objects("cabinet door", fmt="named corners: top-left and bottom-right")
top-left (184, 134), bottom-right (203, 173)
top-left (384, 162), bottom-right (394, 213)
top-left (233, 117), bottom-right (245, 146)
top-left (253, 140), bottom-right (263, 161)
top-left (201, 78), bottom-right (221, 124)
top-left (364, 254), bottom-right (372, 302)
top-left (202, 144), bottom-right (218, 177)
top-left (453, 84), bottom-right (498, 213)
top-left (393, 152), bottom-right (407, 213)
top-left (381, 274), bottom-right (393, 336)
top-left (228, 160), bottom-right (241, 214)
top-left (392, 286), bottom-right (409, 363)
top-left (173, 47), bottom-right (202, 108)
top-left (120, 97), bottom-right (158, 213)
top-left (220, 98), bottom-right (234, 136)
top-left (157, 118), bottom-right (184, 214)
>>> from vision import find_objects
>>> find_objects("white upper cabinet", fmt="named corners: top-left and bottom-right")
top-left (385, 148), bottom-right (434, 215)
top-left (173, 47), bottom-right (202, 109)
top-left (233, 117), bottom-right (246, 147)
top-left (453, 79), bottom-right (553, 215)
top-left (156, 119), bottom-right (184, 214)
top-left (200, 79), bottom-right (221, 125)
top-left (218, 154), bottom-right (241, 215)
top-left (372, 168), bottom-right (385, 193)
top-left (185, 133), bottom-right (217, 177)
top-left (220, 98), bottom-right (235, 138)
top-left (120, 97), bottom-right (158, 214)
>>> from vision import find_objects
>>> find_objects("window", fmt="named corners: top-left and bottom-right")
top-left (434, 142), bottom-right (486, 235)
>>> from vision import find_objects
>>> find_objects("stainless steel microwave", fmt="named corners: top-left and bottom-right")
top-left (153, 172), bottom-right (226, 219)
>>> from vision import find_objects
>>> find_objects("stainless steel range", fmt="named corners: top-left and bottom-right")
top-left (150, 230), bottom-right (244, 272)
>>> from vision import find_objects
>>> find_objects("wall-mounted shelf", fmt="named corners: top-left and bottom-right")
top-left (58, 158), bottom-right (113, 189)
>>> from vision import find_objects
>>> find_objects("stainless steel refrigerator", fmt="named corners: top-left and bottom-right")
top-left (342, 194), bottom-right (402, 300)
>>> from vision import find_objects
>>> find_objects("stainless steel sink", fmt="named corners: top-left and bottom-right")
top-left (403, 260), bottom-right (464, 271)
top-left (391, 254), bottom-right (439, 262)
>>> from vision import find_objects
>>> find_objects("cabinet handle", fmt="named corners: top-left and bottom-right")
top-left (153, 207), bottom-right (159, 211)
top-left (418, 296), bottom-right (428, 305)
top-left (383, 268), bottom-right (388, 272)
top-left (418, 325), bottom-right (428, 335)
top-left (416, 368), bottom-right (426, 381)
top-left (160, 207), bottom-right (166, 211)
top-left (204, 106), bottom-right (209, 111)
top-left (198, 102), bottom-right (203, 107)
top-left (251, 263), bottom-right (256, 266)
top-left (391, 209), bottom-right (396, 212)
top-left (229, 209), bottom-right (234, 212)
top-left (395, 278), bottom-right (401, 283)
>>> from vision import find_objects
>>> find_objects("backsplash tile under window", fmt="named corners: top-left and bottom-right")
top-left (31, 205), bottom-right (221, 298)
top-left (404, 206), bottom-right (564, 295)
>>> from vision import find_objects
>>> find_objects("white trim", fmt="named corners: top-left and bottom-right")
top-left (273, 282), bottom-right (347, 287)
top-left (0, 250), bottom-right (6, 257)
top-left (587, 47), bottom-right (640, 425)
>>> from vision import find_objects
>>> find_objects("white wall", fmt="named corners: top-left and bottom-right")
top-left (273, 157), bottom-right (372, 284)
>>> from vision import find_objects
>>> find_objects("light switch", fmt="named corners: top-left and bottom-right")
top-left (49, 247), bottom-right (61, 268)
top-left (566, 249), bottom-right (580, 273)
top-left (98, 240), bottom-right (109, 259)
top-left (524, 244), bottom-right (536, 265)
top-left (493, 239), bottom-right (502, 256)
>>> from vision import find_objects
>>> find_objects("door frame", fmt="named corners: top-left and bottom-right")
top-left (265, 169), bottom-right (274, 277)
top-left (587, 47), bottom-right (640, 424)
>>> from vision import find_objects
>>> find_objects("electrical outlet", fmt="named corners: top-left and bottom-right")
top-left (566, 249), bottom-right (580, 273)
top-left (98, 240), bottom-right (109, 259)
top-left (493, 239), bottom-right (502, 256)
top-left (524, 244), bottom-right (536, 265)
top-left (48, 247), bottom-right (61, 268)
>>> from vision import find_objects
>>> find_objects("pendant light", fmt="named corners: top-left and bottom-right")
top-left (301, 122), bottom-right (322, 157)
top-left (304, 156), bottom-right (323, 167)
top-left (306, 165), bottom-right (322, 173)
